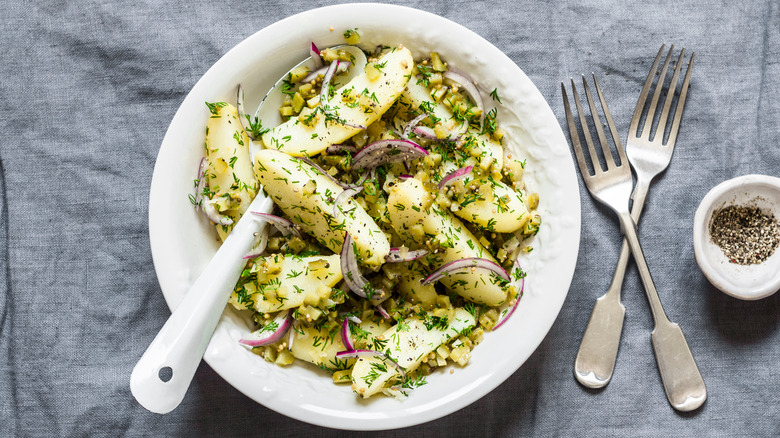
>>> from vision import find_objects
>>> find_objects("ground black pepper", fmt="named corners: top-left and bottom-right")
top-left (709, 205), bottom-right (780, 265)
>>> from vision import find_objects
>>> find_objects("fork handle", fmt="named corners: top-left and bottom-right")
top-left (574, 180), bottom-right (650, 388)
top-left (608, 179), bottom-right (650, 289)
top-left (573, 291), bottom-right (625, 388)
top-left (617, 211), bottom-right (667, 322)
top-left (617, 211), bottom-right (707, 412)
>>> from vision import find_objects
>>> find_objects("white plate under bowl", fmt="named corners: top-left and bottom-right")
top-left (148, 3), bottom-right (580, 430)
top-left (693, 174), bottom-right (780, 300)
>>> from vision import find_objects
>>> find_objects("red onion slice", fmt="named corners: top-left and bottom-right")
top-left (335, 349), bottom-right (406, 379)
top-left (236, 84), bottom-right (256, 141)
top-left (317, 60), bottom-right (364, 131)
top-left (443, 70), bottom-right (484, 121)
top-left (385, 247), bottom-right (429, 262)
top-left (341, 318), bottom-right (355, 351)
top-left (250, 212), bottom-right (301, 238)
top-left (352, 139), bottom-right (428, 170)
top-left (301, 61), bottom-right (350, 85)
top-left (299, 156), bottom-right (335, 183)
top-left (301, 65), bottom-right (327, 84)
top-left (202, 199), bottom-right (233, 226)
top-left (340, 232), bottom-right (369, 296)
top-left (340, 232), bottom-right (386, 305)
top-left (412, 121), bottom-right (468, 142)
top-left (375, 303), bottom-right (391, 320)
top-left (397, 174), bottom-right (414, 180)
top-left (319, 60), bottom-right (340, 111)
top-left (287, 320), bottom-right (299, 351)
top-left (438, 165), bottom-right (474, 189)
top-left (239, 310), bottom-right (293, 347)
top-left (411, 125), bottom-right (436, 140)
top-left (422, 257), bottom-right (510, 285)
top-left (242, 226), bottom-right (269, 259)
top-left (402, 113), bottom-right (428, 139)
top-left (347, 315), bottom-right (362, 324)
top-left (193, 157), bottom-right (207, 208)
top-left (493, 261), bottom-right (526, 330)
top-left (310, 42), bottom-right (322, 68)
top-left (332, 186), bottom-right (362, 218)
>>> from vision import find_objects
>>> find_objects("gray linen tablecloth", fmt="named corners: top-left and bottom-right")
top-left (1, 0), bottom-right (778, 436)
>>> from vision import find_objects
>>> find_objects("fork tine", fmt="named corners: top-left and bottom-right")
top-left (592, 74), bottom-right (628, 167)
top-left (581, 75), bottom-right (617, 170)
top-left (666, 52), bottom-right (695, 147)
top-left (629, 44), bottom-right (666, 138)
top-left (571, 78), bottom-right (604, 175)
top-left (640, 45), bottom-right (675, 140)
top-left (561, 82), bottom-right (592, 179)
top-left (655, 48), bottom-right (686, 144)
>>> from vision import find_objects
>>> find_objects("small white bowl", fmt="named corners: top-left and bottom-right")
top-left (693, 174), bottom-right (780, 300)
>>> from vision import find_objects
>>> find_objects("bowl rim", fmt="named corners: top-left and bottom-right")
top-left (693, 174), bottom-right (780, 300)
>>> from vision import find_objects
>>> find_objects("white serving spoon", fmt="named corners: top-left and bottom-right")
top-left (130, 192), bottom-right (272, 414)
top-left (130, 45), bottom-right (365, 414)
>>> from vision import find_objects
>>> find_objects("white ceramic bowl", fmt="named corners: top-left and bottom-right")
top-left (693, 174), bottom-right (780, 300)
top-left (148, 3), bottom-right (581, 430)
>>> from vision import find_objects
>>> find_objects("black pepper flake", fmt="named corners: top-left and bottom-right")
top-left (710, 205), bottom-right (780, 265)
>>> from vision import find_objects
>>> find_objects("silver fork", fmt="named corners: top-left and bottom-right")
top-left (574, 45), bottom-right (695, 389)
top-left (562, 74), bottom-right (706, 412)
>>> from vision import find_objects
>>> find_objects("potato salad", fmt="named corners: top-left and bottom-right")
top-left (190, 32), bottom-right (541, 399)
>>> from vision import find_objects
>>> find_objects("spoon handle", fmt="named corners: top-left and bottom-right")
top-left (130, 194), bottom-right (272, 414)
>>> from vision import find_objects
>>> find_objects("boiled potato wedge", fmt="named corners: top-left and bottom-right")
top-left (387, 178), bottom-right (508, 306)
top-left (396, 263), bottom-right (438, 310)
top-left (228, 254), bottom-right (342, 314)
top-left (384, 307), bottom-right (475, 370)
top-left (291, 317), bottom-right (392, 372)
top-left (261, 46), bottom-right (414, 157)
top-left (350, 356), bottom-right (396, 398)
top-left (351, 307), bottom-right (476, 397)
top-left (254, 149), bottom-right (390, 267)
top-left (290, 325), bottom-right (350, 371)
top-left (203, 102), bottom-right (258, 238)
top-left (451, 177), bottom-right (530, 233)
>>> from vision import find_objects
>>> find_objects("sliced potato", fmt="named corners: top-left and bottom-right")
top-left (356, 319), bottom-right (392, 343)
top-left (384, 307), bottom-right (475, 369)
top-left (451, 177), bottom-right (530, 233)
top-left (401, 77), bottom-right (455, 122)
top-left (396, 263), bottom-right (438, 310)
top-left (350, 356), bottom-right (397, 398)
top-left (254, 149), bottom-right (390, 267)
top-left (351, 307), bottom-right (476, 397)
top-left (387, 178), bottom-right (508, 306)
top-left (229, 254), bottom-right (341, 314)
top-left (290, 325), bottom-right (349, 370)
top-left (261, 46), bottom-right (414, 157)
top-left (291, 316), bottom-right (392, 372)
top-left (203, 102), bottom-right (258, 238)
